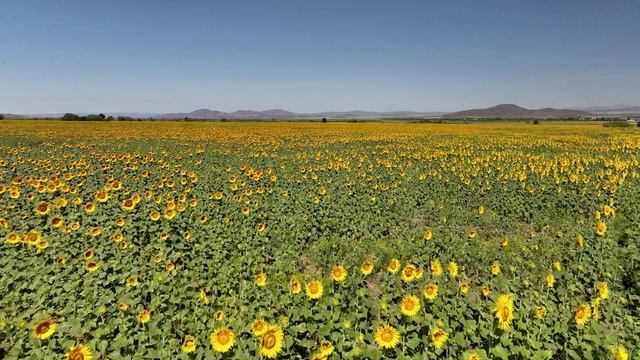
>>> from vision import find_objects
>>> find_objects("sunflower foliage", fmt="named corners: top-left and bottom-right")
top-left (0, 121), bottom-right (638, 359)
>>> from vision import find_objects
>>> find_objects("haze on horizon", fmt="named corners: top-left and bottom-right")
top-left (1, 0), bottom-right (639, 114)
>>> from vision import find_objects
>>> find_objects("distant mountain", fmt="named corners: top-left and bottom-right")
top-left (0, 113), bottom-right (27, 119)
top-left (155, 109), bottom-right (445, 119)
top-left (444, 104), bottom-right (595, 119)
top-left (566, 105), bottom-right (640, 115)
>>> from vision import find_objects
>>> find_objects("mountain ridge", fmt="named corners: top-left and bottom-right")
top-left (443, 104), bottom-right (596, 119)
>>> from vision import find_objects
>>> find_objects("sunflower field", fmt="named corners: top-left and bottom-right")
top-left (0, 120), bottom-right (639, 360)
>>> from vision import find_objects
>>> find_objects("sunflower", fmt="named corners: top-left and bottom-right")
top-left (210, 327), bottom-right (235, 353)
top-left (460, 283), bottom-right (469, 294)
top-left (122, 198), bottom-right (135, 211)
top-left (401, 263), bottom-right (417, 282)
top-left (84, 202), bottom-right (96, 214)
top-left (490, 262), bottom-right (501, 276)
top-left (387, 258), bottom-right (400, 273)
top-left (576, 234), bottom-right (585, 247)
top-left (199, 289), bottom-right (209, 304)
top-left (430, 327), bottom-right (448, 349)
top-left (575, 303), bottom-right (591, 326)
top-left (126, 276), bottom-right (139, 287)
top-left (139, 309), bottom-right (151, 323)
top-left (423, 283), bottom-right (438, 301)
top-left (400, 294), bottom-right (421, 316)
top-left (360, 261), bottom-right (374, 275)
top-left (181, 335), bottom-right (197, 353)
top-left (85, 261), bottom-right (99, 272)
top-left (431, 259), bottom-right (443, 277)
top-left (423, 229), bottom-right (433, 240)
top-left (448, 262), bottom-right (458, 277)
top-left (34, 201), bottom-right (51, 216)
top-left (50, 215), bottom-right (64, 228)
top-left (36, 240), bottom-right (48, 250)
top-left (251, 319), bottom-right (268, 336)
top-left (259, 324), bottom-right (284, 358)
top-left (535, 305), bottom-right (546, 319)
top-left (611, 345), bottom-right (629, 360)
top-left (482, 285), bottom-right (491, 297)
top-left (166, 262), bottom-right (175, 271)
top-left (546, 274), bottom-right (555, 288)
top-left (95, 191), bottom-right (109, 203)
top-left (290, 278), bottom-right (302, 294)
top-left (33, 318), bottom-right (56, 339)
top-left (215, 311), bottom-right (225, 321)
top-left (5, 232), bottom-right (21, 244)
top-left (553, 261), bottom-right (561, 271)
top-left (494, 294), bottom-right (514, 330)
top-left (598, 281), bottom-right (609, 299)
top-left (319, 340), bottom-right (334, 356)
top-left (311, 352), bottom-right (328, 360)
top-left (467, 228), bottom-right (477, 238)
top-left (164, 208), bottom-right (176, 220)
top-left (255, 272), bottom-right (267, 286)
top-left (306, 280), bottom-right (324, 299)
top-left (118, 303), bottom-right (128, 311)
top-left (331, 265), bottom-right (347, 282)
top-left (465, 351), bottom-right (482, 360)
top-left (149, 210), bottom-right (161, 221)
top-left (595, 221), bottom-right (607, 236)
top-left (65, 344), bottom-right (93, 360)
top-left (374, 325), bottom-right (400, 349)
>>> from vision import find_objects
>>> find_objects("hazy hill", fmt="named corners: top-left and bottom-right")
top-left (444, 104), bottom-right (595, 119)
top-left (155, 109), bottom-right (445, 119)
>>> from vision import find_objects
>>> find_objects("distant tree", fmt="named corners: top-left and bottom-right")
top-left (322, 117), bottom-right (327, 123)
top-left (533, 119), bottom-right (540, 125)
top-left (99, 113), bottom-right (106, 119)
top-left (106, 115), bottom-right (114, 121)
top-left (61, 113), bottom-right (81, 121)
top-left (85, 114), bottom-right (103, 121)
top-left (0, 114), bottom-right (4, 120)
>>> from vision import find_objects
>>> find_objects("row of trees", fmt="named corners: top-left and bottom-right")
top-left (61, 113), bottom-right (138, 121)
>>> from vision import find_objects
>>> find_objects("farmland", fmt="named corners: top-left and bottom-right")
top-left (0, 120), bottom-right (639, 359)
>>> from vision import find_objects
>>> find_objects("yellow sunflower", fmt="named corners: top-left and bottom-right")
top-left (319, 340), bottom-right (334, 355)
top-left (306, 280), bottom-right (324, 299)
top-left (210, 327), bottom-right (235, 353)
top-left (575, 303), bottom-right (591, 327)
top-left (431, 259), bottom-right (443, 277)
top-left (331, 265), bottom-right (347, 282)
top-left (199, 289), bottom-right (210, 304)
top-left (181, 335), bottom-right (197, 353)
top-left (546, 274), bottom-right (555, 288)
top-left (491, 262), bottom-right (501, 276)
top-left (423, 229), bottom-right (433, 240)
top-left (34, 201), bottom-right (51, 216)
top-left (290, 277), bottom-right (302, 294)
top-left (595, 221), bottom-right (607, 236)
top-left (494, 294), bottom-right (514, 330)
top-left (360, 261), bottom-right (374, 275)
top-left (138, 309), bottom-right (151, 323)
top-left (401, 263), bottom-right (417, 282)
top-left (33, 317), bottom-right (56, 339)
top-left (374, 325), bottom-right (400, 349)
top-left (65, 344), bottom-right (93, 360)
top-left (259, 324), bottom-right (284, 358)
top-left (611, 345), bottom-right (629, 360)
top-left (423, 283), bottom-right (438, 301)
top-left (535, 305), bottom-right (546, 319)
top-left (387, 258), bottom-right (400, 273)
top-left (430, 327), bottom-right (448, 349)
top-left (598, 281), bottom-right (609, 299)
top-left (448, 262), bottom-right (458, 277)
top-left (255, 272), bottom-right (267, 286)
top-left (252, 319), bottom-right (269, 336)
top-left (460, 283), bottom-right (470, 294)
top-left (85, 261), bottom-right (99, 272)
top-left (400, 294), bottom-right (421, 316)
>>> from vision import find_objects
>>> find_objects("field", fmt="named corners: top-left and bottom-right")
top-left (0, 120), bottom-right (639, 360)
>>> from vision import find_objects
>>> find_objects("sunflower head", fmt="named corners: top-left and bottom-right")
top-left (430, 327), bottom-right (448, 349)
top-left (181, 335), bottom-right (197, 353)
top-left (331, 265), bottom-right (347, 282)
top-left (400, 294), bottom-right (421, 316)
top-left (374, 325), bottom-right (400, 349)
top-left (423, 283), bottom-right (438, 301)
top-left (255, 272), bottom-right (267, 286)
top-left (33, 318), bottom-right (56, 339)
top-left (65, 344), bottom-right (93, 360)
top-left (210, 328), bottom-right (235, 353)
top-left (305, 280), bottom-right (324, 299)
top-left (259, 324), bottom-right (284, 358)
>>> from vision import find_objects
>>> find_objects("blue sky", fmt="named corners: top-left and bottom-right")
top-left (1, 0), bottom-right (639, 113)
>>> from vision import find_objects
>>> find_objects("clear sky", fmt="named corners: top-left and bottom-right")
top-left (1, 0), bottom-right (639, 114)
